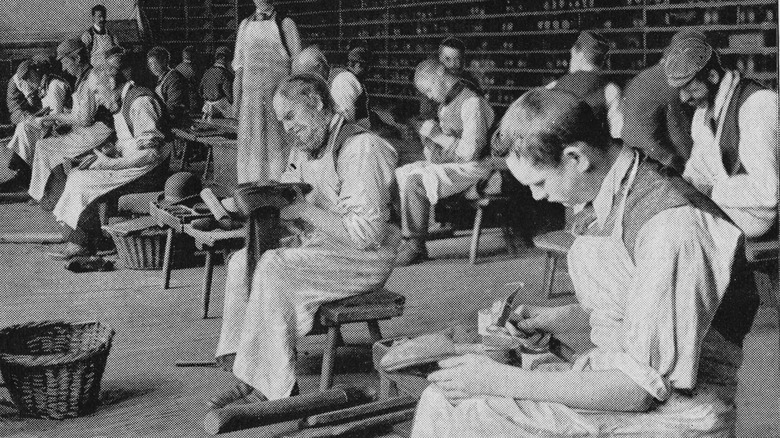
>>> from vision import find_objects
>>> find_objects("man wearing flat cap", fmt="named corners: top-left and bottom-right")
top-left (664, 33), bottom-right (778, 239)
top-left (549, 31), bottom-right (623, 139)
top-left (28, 38), bottom-right (114, 210)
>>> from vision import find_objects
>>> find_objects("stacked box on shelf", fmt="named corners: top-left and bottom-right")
top-left (228, 0), bottom-right (780, 111)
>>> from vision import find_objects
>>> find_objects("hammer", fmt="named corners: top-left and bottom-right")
top-left (232, 182), bottom-right (312, 298)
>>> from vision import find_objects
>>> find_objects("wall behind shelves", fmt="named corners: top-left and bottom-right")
top-left (279, 0), bottom-right (778, 111)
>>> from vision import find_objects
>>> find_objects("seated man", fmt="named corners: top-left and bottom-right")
top-left (29, 39), bottom-right (114, 209)
top-left (49, 64), bottom-right (170, 259)
top-left (212, 73), bottom-right (399, 406)
top-left (5, 59), bottom-right (70, 191)
top-left (411, 88), bottom-right (759, 437)
top-left (664, 33), bottom-right (778, 239)
top-left (147, 46), bottom-right (190, 127)
top-left (199, 46), bottom-right (234, 119)
top-left (6, 60), bottom-right (41, 126)
top-left (395, 59), bottom-right (494, 266)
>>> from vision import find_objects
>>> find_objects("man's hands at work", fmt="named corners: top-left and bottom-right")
top-left (427, 354), bottom-right (507, 404)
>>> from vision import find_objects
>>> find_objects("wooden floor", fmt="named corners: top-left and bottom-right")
top-left (0, 203), bottom-right (777, 437)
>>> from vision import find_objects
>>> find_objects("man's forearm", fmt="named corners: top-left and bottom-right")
top-left (296, 203), bottom-right (354, 247)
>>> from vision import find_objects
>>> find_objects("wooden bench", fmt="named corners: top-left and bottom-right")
top-left (310, 289), bottom-right (405, 391)
top-left (532, 230), bottom-right (576, 299)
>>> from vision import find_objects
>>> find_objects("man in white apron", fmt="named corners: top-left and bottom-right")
top-left (395, 59), bottom-right (495, 266)
top-left (211, 74), bottom-right (399, 407)
top-left (233, 0), bottom-right (301, 184)
top-left (664, 34), bottom-right (778, 239)
top-left (49, 64), bottom-right (170, 260)
top-left (29, 39), bottom-right (114, 209)
top-left (410, 88), bottom-right (758, 437)
top-left (80, 4), bottom-right (119, 67)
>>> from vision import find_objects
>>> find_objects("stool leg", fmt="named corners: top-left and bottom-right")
top-left (202, 250), bottom-right (215, 319)
top-left (379, 372), bottom-right (399, 400)
top-left (542, 253), bottom-right (557, 300)
top-left (320, 326), bottom-right (341, 391)
top-left (98, 202), bottom-right (109, 226)
top-left (162, 228), bottom-right (175, 289)
top-left (366, 320), bottom-right (383, 343)
top-left (496, 209), bottom-right (518, 255)
top-left (469, 206), bottom-right (484, 265)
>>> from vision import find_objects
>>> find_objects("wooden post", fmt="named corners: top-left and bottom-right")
top-left (162, 228), bottom-right (175, 289)
top-left (202, 250), bottom-right (215, 318)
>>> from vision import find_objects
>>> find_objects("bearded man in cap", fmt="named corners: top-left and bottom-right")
top-left (28, 38), bottom-right (114, 209)
top-left (199, 46), bottom-right (234, 119)
top-left (48, 64), bottom-right (170, 259)
top-left (549, 31), bottom-right (623, 139)
top-left (664, 34), bottom-right (778, 239)
top-left (395, 59), bottom-right (495, 266)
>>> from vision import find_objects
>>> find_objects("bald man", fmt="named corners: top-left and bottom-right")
top-left (395, 59), bottom-right (495, 266)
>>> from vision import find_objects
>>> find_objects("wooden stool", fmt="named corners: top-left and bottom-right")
top-left (183, 225), bottom-right (245, 319)
top-left (469, 195), bottom-right (518, 265)
top-left (533, 230), bottom-right (575, 299)
top-left (311, 289), bottom-right (405, 391)
top-left (745, 238), bottom-right (779, 372)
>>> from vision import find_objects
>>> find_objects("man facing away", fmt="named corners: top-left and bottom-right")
top-left (664, 33), bottom-right (778, 239)
top-left (395, 59), bottom-right (495, 266)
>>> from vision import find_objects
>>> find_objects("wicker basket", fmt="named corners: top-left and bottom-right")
top-left (103, 217), bottom-right (196, 270)
top-left (0, 321), bottom-right (115, 419)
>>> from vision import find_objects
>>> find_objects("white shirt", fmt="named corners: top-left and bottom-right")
top-left (40, 77), bottom-right (68, 114)
top-left (419, 95), bottom-right (494, 163)
top-left (684, 70), bottom-right (778, 237)
top-left (329, 70), bottom-right (364, 122)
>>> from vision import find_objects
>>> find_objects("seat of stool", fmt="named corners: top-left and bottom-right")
top-left (745, 239), bottom-right (779, 264)
top-left (533, 230), bottom-right (575, 255)
top-left (318, 289), bottom-right (406, 327)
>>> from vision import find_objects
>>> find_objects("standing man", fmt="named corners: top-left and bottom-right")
top-left (147, 46), bottom-right (190, 127)
top-left (29, 39), bottom-right (114, 209)
top-left (550, 31), bottom-right (622, 139)
top-left (395, 60), bottom-right (494, 266)
top-left (419, 38), bottom-right (482, 120)
top-left (49, 64), bottom-right (170, 260)
top-left (81, 4), bottom-right (119, 67)
top-left (4, 59), bottom-right (70, 191)
top-left (621, 31), bottom-right (700, 173)
top-left (176, 46), bottom-right (201, 114)
top-left (664, 34), bottom-right (778, 239)
top-left (211, 74), bottom-right (398, 406)
top-left (199, 46), bottom-right (234, 119)
top-left (410, 88), bottom-right (758, 438)
top-left (233, 0), bottom-right (301, 184)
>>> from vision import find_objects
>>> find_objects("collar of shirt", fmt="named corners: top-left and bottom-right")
top-left (92, 24), bottom-right (106, 35)
top-left (442, 80), bottom-right (465, 106)
top-left (591, 145), bottom-right (636, 228)
top-left (157, 69), bottom-right (173, 85)
top-left (310, 114), bottom-right (343, 159)
top-left (712, 70), bottom-right (738, 122)
top-left (253, 6), bottom-right (276, 20)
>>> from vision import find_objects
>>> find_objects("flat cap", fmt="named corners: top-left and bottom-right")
top-left (347, 47), bottom-right (370, 63)
top-left (56, 38), bottom-right (84, 61)
top-left (574, 31), bottom-right (609, 57)
top-left (664, 34), bottom-right (714, 88)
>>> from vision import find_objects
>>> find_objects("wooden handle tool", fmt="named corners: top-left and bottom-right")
top-left (282, 408), bottom-right (416, 438)
top-left (300, 395), bottom-right (417, 429)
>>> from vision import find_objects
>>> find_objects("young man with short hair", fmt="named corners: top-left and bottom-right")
top-left (147, 46), bottom-right (190, 127)
top-left (81, 4), bottom-right (119, 67)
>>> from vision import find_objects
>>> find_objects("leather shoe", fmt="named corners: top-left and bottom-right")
top-left (47, 243), bottom-right (93, 261)
top-left (394, 239), bottom-right (429, 267)
top-left (207, 382), bottom-right (263, 410)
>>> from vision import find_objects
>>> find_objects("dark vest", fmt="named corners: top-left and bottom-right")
top-left (718, 78), bottom-right (765, 176)
top-left (328, 67), bottom-right (370, 125)
top-left (330, 119), bottom-right (368, 160)
top-left (590, 152), bottom-right (760, 347)
top-left (121, 85), bottom-right (167, 137)
top-left (555, 71), bottom-right (609, 131)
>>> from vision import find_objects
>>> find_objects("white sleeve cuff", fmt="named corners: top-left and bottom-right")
top-left (612, 351), bottom-right (671, 402)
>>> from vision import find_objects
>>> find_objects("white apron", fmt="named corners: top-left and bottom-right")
top-left (412, 152), bottom-right (738, 438)
top-left (7, 78), bottom-right (69, 165)
top-left (89, 30), bottom-right (116, 67)
top-left (216, 119), bottom-right (398, 400)
top-left (234, 16), bottom-right (290, 184)
top-left (53, 105), bottom-right (167, 228)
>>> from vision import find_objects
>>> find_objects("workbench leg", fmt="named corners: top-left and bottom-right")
top-left (202, 250), bottom-right (215, 319)
top-left (320, 326), bottom-right (341, 391)
top-left (366, 320), bottom-right (383, 343)
top-left (542, 253), bottom-right (557, 300)
top-left (469, 206), bottom-right (484, 265)
top-left (162, 228), bottom-right (175, 289)
top-left (379, 372), bottom-right (399, 400)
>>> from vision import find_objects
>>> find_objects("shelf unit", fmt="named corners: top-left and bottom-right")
top-left (277, 0), bottom-right (778, 111)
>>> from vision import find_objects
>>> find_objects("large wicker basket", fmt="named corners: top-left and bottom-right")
top-left (103, 217), bottom-right (196, 270)
top-left (0, 321), bottom-right (114, 419)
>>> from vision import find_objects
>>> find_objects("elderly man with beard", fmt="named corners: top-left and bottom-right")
top-left (210, 73), bottom-right (399, 407)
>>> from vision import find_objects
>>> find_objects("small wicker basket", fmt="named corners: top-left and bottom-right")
top-left (0, 321), bottom-right (114, 419)
top-left (103, 217), bottom-right (196, 270)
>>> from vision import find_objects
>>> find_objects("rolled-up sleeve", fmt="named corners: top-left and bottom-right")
top-left (613, 207), bottom-right (741, 401)
top-left (336, 134), bottom-right (398, 249)
top-left (431, 97), bottom-right (493, 162)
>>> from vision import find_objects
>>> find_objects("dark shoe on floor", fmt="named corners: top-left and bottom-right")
top-left (65, 256), bottom-right (114, 272)
top-left (394, 239), bottom-right (429, 267)
top-left (0, 171), bottom-right (31, 193)
top-left (207, 381), bottom-right (263, 410)
top-left (47, 243), bottom-right (93, 261)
